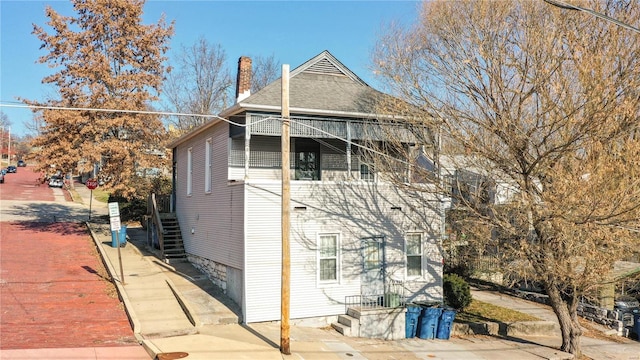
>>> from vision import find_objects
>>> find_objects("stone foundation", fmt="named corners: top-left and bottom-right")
top-left (187, 254), bottom-right (228, 293)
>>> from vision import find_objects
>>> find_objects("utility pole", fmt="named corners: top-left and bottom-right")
top-left (280, 64), bottom-right (291, 355)
top-left (0, 126), bottom-right (4, 164)
top-left (7, 126), bottom-right (10, 164)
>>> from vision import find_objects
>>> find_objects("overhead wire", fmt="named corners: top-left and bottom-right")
top-left (0, 101), bottom-right (423, 169)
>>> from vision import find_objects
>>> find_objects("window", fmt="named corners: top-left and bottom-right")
top-left (406, 233), bottom-right (422, 277)
top-left (205, 138), bottom-right (212, 193)
top-left (360, 163), bottom-right (374, 182)
top-left (318, 234), bottom-right (339, 283)
top-left (364, 239), bottom-right (382, 271)
top-left (295, 140), bottom-right (320, 180)
top-left (187, 147), bottom-right (193, 196)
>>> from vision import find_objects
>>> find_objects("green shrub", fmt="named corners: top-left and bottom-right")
top-left (444, 262), bottom-right (472, 278)
top-left (443, 273), bottom-right (472, 311)
top-left (108, 174), bottom-right (172, 224)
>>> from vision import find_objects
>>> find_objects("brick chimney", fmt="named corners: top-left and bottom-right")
top-left (235, 56), bottom-right (252, 103)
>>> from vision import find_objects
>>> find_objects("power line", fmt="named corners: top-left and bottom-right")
top-left (0, 101), bottom-right (425, 169)
top-left (543, 0), bottom-right (640, 34)
top-left (0, 102), bottom-right (253, 128)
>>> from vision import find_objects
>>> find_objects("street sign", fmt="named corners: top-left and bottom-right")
top-left (86, 178), bottom-right (98, 190)
top-left (110, 216), bottom-right (121, 232)
top-left (108, 202), bottom-right (120, 218)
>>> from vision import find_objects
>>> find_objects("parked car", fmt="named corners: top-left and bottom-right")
top-left (0, 172), bottom-right (4, 183)
top-left (1, 168), bottom-right (7, 175)
top-left (614, 295), bottom-right (640, 327)
top-left (48, 176), bottom-right (64, 188)
top-left (17, 160), bottom-right (26, 167)
top-left (6, 166), bottom-right (17, 173)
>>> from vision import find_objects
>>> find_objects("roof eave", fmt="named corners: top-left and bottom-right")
top-left (168, 118), bottom-right (223, 149)
top-left (228, 103), bottom-right (413, 120)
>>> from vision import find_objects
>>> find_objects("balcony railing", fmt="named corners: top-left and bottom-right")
top-left (246, 113), bottom-right (416, 142)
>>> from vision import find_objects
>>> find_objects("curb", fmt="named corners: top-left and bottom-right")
top-left (166, 277), bottom-right (203, 328)
top-left (453, 320), bottom-right (559, 337)
top-left (87, 222), bottom-right (203, 359)
top-left (126, 233), bottom-right (203, 329)
top-left (86, 222), bottom-right (144, 343)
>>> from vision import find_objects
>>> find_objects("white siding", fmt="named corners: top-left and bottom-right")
top-left (174, 122), bottom-right (244, 270)
top-left (243, 180), bottom-right (442, 323)
top-left (243, 183), bottom-right (283, 322)
top-left (176, 128), bottom-right (442, 323)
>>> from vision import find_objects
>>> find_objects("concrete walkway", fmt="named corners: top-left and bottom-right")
top-left (76, 179), bottom-right (640, 360)
top-left (471, 288), bottom-right (640, 360)
top-left (8, 179), bottom-right (637, 360)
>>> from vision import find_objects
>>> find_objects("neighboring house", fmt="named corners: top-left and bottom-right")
top-left (168, 51), bottom-right (443, 331)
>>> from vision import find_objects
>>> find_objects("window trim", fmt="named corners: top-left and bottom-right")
top-left (205, 138), bottom-right (212, 193)
top-left (405, 232), bottom-right (423, 278)
top-left (294, 139), bottom-right (320, 180)
top-left (187, 147), bottom-right (193, 196)
top-left (317, 233), bottom-right (341, 286)
top-left (360, 163), bottom-right (375, 182)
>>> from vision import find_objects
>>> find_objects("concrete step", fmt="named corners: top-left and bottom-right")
top-left (338, 314), bottom-right (357, 327)
top-left (331, 322), bottom-right (350, 336)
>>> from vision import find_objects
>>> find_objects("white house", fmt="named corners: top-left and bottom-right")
top-left (168, 51), bottom-right (443, 328)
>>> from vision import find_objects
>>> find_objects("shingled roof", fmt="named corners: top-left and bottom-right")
top-left (222, 50), bottom-right (388, 117)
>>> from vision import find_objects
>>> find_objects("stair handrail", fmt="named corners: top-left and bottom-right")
top-left (150, 193), bottom-right (165, 258)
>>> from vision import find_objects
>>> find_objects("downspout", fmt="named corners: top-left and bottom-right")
top-left (245, 116), bottom-right (251, 180)
top-left (436, 129), bottom-right (445, 301)
top-left (346, 120), bottom-right (352, 179)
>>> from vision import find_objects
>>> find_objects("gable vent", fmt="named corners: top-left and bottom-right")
top-left (305, 58), bottom-right (345, 75)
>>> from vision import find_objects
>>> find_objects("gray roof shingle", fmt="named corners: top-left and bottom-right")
top-left (237, 50), bottom-right (387, 116)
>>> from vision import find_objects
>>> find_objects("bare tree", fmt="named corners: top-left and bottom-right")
top-left (0, 111), bottom-right (11, 162)
top-left (251, 54), bottom-right (279, 93)
top-left (24, 111), bottom-right (44, 136)
top-left (372, 0), bottom-right (640, 356)
top-left (0, 111), bottom-right (10, 129)
top-left (164, 36), bottom-right (233, 135)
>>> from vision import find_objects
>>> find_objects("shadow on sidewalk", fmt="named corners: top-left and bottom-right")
top-left (113, 223), bottom-right (244, 322)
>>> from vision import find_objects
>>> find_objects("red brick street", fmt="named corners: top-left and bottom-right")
top-left (0, 166), bottom-right (138, 349)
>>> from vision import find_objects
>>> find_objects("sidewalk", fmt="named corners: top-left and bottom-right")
top-left (471, 288), bottom-right (640, 360)
top-left (74, 182), bottom-right (287, 359)
top-left (71, 182), bottom-right (565, 360)
top-left (33, 181), bottom-right (636, 360)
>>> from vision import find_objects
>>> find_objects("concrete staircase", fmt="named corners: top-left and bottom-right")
top-left (331, 308), bottom-right (361, 337)
top-left (332, 307), bottom-right (405, 340)
top-left (160, 213), bottom-right (187, 262)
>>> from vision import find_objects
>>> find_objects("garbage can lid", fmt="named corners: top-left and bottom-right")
top-left (412, 301), bottom-right (441, 307)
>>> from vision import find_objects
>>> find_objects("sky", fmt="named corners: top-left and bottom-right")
top-left (0, 0), bottom-right (420, 138)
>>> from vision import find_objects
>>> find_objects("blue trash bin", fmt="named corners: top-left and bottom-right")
top-left (418, 307), bottom-right (442, 339)
top-left (436, 309), bottom-right (457, 340)
top-left (633, 313), bottom-right (640, 340)
top-left (405, 305), bottom-right (422, 338)
top-left (111, 225), bottom-right (127, 248)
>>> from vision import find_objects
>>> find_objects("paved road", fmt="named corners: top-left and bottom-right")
top-left (3, 166), bottom-right (638, 360)
top-left (0, 166), bottom-right (145, 355)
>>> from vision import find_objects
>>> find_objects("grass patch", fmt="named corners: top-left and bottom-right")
top-left (93, 188), bottom-right (110, 203)
top-left (68, 188), bottom-right (83, 204)
top-left (455, 299), bottom-right (540, 323)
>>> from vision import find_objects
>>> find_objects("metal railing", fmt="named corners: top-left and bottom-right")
top-left (344, 280), bottom-right (406, 312)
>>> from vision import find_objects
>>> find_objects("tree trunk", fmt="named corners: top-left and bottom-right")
top-left (545, 284), bottom-right (582, 356)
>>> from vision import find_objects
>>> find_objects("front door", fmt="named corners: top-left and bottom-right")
top-left (361, 236), bottom-right (385, 303)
